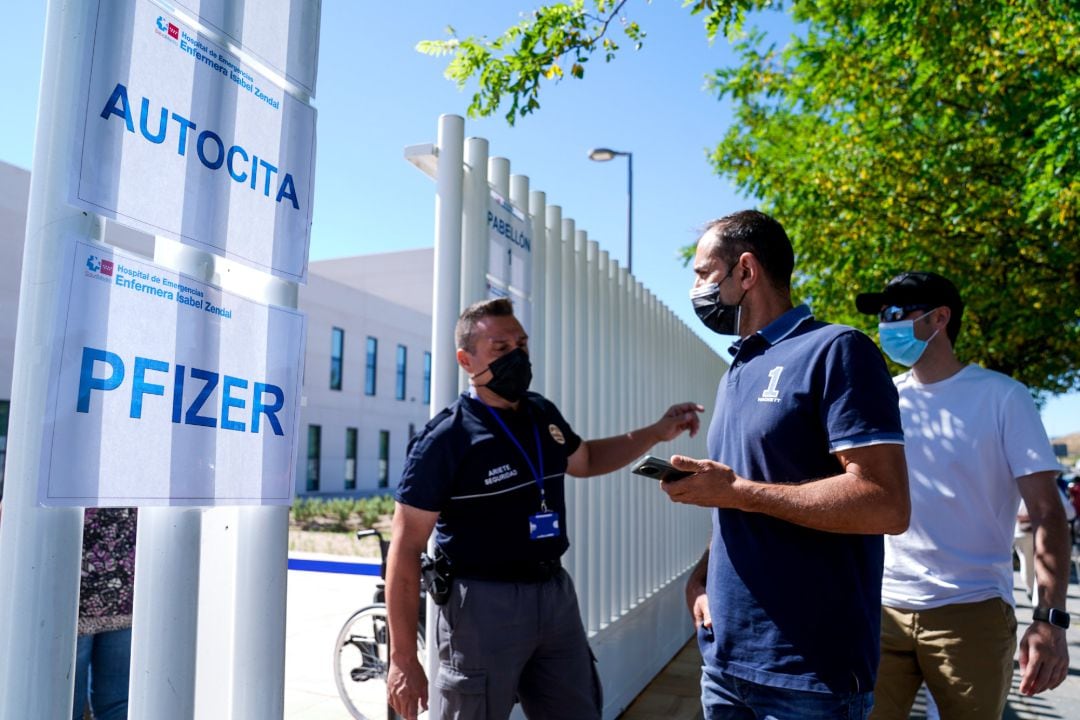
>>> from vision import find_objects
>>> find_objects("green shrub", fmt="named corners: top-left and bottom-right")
top-left (289, 493), bottom-right (395, 530)
top-left (291, 497), bottom-right (320, 524)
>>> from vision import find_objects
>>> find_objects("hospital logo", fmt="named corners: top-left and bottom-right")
top-left (84, 255), bottom-right (113, 283)
top-left (757, 365), bottom-right (784, 404)
top-left (155, 16), bottom-right (180, 40)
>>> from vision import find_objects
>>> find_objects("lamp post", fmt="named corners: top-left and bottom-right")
top-left (588, 147), bottom-right (633, 274)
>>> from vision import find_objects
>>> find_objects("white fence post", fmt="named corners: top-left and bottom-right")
top-left (584, 238), bottom-right (600, 632)
top-left (0, 4), bottom-right (98, 716)
top-left (529, 190), bottom-right (546, 396)
top-left (129, 505), bottom-right (202, 718)
top-left (428, 118), bottom-right (466, 682)
top-left (543, 206), bottom-right (563, 407)
top-left (461, 138), bottom-right (490, 311)
top-left (617, 266), bottom-right (631, 614)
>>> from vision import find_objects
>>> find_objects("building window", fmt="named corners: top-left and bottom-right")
top-left (378, 430), bottom-right (390, 488)
top-left (330, 327), bottom-right (344, 391)
top-left (344, 427), bottom-right (357, 491)
top-left (422, 351), bottom-right (432, 405)
top-left (396, 345), bottom-right (407, 401)
top-left (306, 425), bottom-right (321, 492)
top-left (365, 336), bottom-right (378, 396)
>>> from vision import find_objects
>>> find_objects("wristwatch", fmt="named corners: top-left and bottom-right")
top-left (1032, 606), bottom-right (1071, 629)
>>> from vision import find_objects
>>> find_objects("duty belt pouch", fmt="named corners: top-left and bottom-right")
top-left (421, 546), bottom-right (453, 605)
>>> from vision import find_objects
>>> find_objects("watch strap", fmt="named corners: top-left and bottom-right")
top-left (1032, 606), bottom-right (1071, 629)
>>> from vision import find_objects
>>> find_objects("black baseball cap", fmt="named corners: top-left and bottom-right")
top-left (855, 271), bottom-right (964, 318)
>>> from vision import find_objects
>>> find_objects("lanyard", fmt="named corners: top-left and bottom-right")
top-left (481, 401), bottom-right (548, 511)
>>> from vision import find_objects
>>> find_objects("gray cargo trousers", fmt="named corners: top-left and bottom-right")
top-left (429, 568), bottom-right (603, 719)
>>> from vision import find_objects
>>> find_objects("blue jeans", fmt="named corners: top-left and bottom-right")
top-left (73, 629), bottom-right (132, 720)
top-left (701, 667), bottom-right (874, 719)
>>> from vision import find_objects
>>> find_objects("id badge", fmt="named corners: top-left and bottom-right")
top-left (529, 511), bottom-right (560, 540)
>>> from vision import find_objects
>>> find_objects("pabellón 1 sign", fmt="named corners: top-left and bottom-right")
top-left (70, 0), bottom-right (317, 282)
top-left (486, 190), bottom-right (532, 330)
top-left (40, 238), bottom-right (306, 506)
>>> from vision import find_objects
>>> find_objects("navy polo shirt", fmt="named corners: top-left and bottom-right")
top-left (702, 304), bottom-right (903, 694)
top-left (396, 391), bottom-right (582, 579)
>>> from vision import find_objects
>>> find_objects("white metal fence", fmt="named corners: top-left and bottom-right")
top-left (409, 114), bottom-right (726, 717)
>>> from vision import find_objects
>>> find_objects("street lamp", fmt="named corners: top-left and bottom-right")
top-left (588, 147), bottom-right (633, 274)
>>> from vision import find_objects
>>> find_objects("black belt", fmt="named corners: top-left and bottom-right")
top-left (456, 559), bottom-right (562, 584)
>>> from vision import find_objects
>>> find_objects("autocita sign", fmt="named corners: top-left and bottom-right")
top-left (40, 238), bottom-right (306, 506)
top-left (70, 0), bottom-right (317, 282)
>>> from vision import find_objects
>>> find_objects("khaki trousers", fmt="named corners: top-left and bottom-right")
top-left (870, 598), bottom-right (1017, 720)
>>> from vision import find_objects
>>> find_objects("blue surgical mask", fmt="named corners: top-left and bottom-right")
top-left (878, 312), bottom-right (938, 367)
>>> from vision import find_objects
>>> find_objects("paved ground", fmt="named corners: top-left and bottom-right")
top-left (284, 556), bottom-right (1080, 720)
top-left (285, 554), bottom-right (384, 719)
top-left (1001, 572), bottom-right (1080, 720)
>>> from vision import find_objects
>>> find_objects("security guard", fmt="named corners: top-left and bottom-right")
top-left (386, 298), bottom-right (703, 720)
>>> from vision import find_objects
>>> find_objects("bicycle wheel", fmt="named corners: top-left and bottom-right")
top-left (333, 604), bottom-right (426, 720)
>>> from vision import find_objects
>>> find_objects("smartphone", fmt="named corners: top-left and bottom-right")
top-left (631, 455), bottom-right (694, 482)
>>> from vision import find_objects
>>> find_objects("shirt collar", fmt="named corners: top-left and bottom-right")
top-left (729, 304), bottom-right (815, 355)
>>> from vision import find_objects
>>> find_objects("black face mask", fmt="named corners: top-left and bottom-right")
top-left (690, 269), bottom-right (746, 335)
top-left (479, 347), bottom-right (532, 403)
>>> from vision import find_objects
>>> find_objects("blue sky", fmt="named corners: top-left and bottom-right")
top-left (3, 2), bottom-right (1077, 438)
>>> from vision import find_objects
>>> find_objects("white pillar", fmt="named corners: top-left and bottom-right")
top-left (529, 190), bottom-right (546, 396)
top-left (543, 206), bottom-right (563, 407)
top-left (460, 137), bottom-right (490, 310)
top-left (432, 115), bottom-right (466, 403)
top-left (129, 506), bottom-right (202, 718)
top-left (489, 157), bottom-right (510, 198)
top-left (631, 279), bottom-right (645, 602)
top-left (428, 113), bottom-right (465, 674)
top-left (229, 505), bottom-right (290, 718)
top-left (0, 3), bottom-right (98, 717)
top-left (595, 248), bottom-right (611, 629)
top-left (572, 229), bottom-right (589, 623)
top-left (559, 217), bottom-right (577, 581)
top-left (510, 173), bottom-right (530, 332)
top-left (617, 266), bottom-right (631, 613)
top-left (584, 239), bottom-right (600, 633)
top-left (560, 218), bottom-right (577, 423)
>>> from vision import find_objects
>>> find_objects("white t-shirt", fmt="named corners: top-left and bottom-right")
top-left (882, 365), bottom-right (1060, 610)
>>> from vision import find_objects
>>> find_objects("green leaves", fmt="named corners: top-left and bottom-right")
top-left (708, 0), bottom-right (1080, 394)
top-left (417, 0), bottom-right (659, 124)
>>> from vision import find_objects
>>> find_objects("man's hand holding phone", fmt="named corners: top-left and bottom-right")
top-left (631, 455), bottom-right (695, 482)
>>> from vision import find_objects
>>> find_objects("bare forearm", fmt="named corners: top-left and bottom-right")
top-left (734, 472), bottom-right (909, 534)
top-left (575, 426), bottom-right (662, 477)
top-left (1033, 514), bottom-right (1071, 608)
top-left (385, 550), bottom-right (423, 663)
top-left (685, 547), bottom-right (708, 609)
top-left (568, 403), bottom-right (704, 477)
top-left (1019, 471), bottom-right (1072, 609)
top-left (664, 444), bottom-right (910, 535)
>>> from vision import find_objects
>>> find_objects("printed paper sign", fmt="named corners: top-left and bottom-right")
top-left (71, 0), bottom-right (317, 282)
top-left (486, 190), bottom-right (533, 330)
top-left (171, 0), bottom-right (322, 97)
top-left (40, 239), bottom-right (305, 506)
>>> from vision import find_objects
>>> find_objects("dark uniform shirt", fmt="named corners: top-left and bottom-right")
top-left (396, 391), bottom-right (582, 579)
top-left (702, 305), bottom-right (904, 694)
